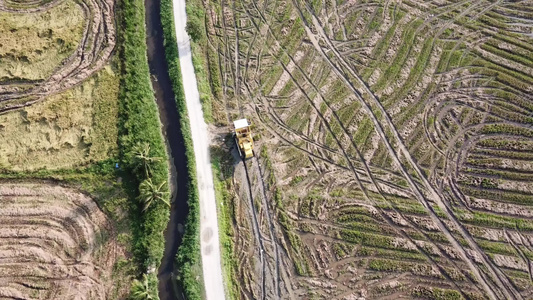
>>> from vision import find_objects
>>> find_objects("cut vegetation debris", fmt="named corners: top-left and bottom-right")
top-left (0, 0), bottom-right (116, 112)
top-left (0, 0), bottom-right (85, 82)
top-left (0, 67), bottom-right (119, 171)
top-left (197, 0), bottom-right (533, 298)
top-left (0, 0), bottom-right (174, 296)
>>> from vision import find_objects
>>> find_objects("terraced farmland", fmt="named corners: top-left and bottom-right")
top-left (202, 0), bottom-right (533, 298)
top-left (0, 183), bottom-right (122, 299)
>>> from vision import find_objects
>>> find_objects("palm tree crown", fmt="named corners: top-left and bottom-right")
top-left (133, 143), bottom-right (162, 178)
top-left (130, 274), bottom-right (153, 300)
top-left (139, 178), bottom-right (170, 212)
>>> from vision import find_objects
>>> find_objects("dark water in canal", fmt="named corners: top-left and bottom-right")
top-left (145, 0), bottom-right (189, 298)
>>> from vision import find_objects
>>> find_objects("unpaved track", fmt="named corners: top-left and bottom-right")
top-left (242, 159), bottom-right (267, 300)
top-left (172, 0), bottom-right (226, 298)
top-left (0, 0), bottom-right (115, 113)
top-left (0, 182), bottom-right (118, 300)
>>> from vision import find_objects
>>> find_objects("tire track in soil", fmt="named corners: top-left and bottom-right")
top-left (251, 154), bottom-right (283, 299)
top-left (248, 0), bottom-right (478, 290)
top-left (240, 42), bottom-right (474, 300)
top-left (242, 159), bottom-right (268, 300)
top-left (293, 1), bottom-right (523, 298)
top-left (218, 0), bottom-right (516, 296)
top-left (0, 0), bottom-right (116, 113)
top-left (504, 229), bottom-right (533, 283)
top-left (213, 3), bottom-right (270, 297)
top-left (243, 0), bottom-right (474, 270)
top-left (235, 72), bottom-right (287, 299)
top-left (250, 57), bottom-right (475, 300)
top-left (235, 3), bottom-right (480, 294)
top-left (0, 183), bottom-right (119, 300)
top-left (219, 0), bottom-right (293, 295)
top-left (217, 2), bottom-right (269, 297)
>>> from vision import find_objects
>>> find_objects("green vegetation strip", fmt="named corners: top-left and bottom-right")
top-left (160, 0), bottom-right (203, 298)
top-left (185, 0), bottom-right (220, 123)
top-left (211, 148), bottom-right (238, 299)
top-left (118, 0), bottom-right (171, 296)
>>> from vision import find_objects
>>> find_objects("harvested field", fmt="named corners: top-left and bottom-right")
top-left (0, 67), bottom-right (119, 171)
top-left (0, 0), bottom-right (116, 112)
top-left (0, 182), bottom-right (122, 299)
top-left (202, 0), bottom-right (533, 298)
top-left (0, 0), bottom-right (85, 82)
top-left (0, 0), bottom-right (134, 296)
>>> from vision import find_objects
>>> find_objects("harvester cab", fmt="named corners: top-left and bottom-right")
top-left (233, 118), bottom-right (254, 159)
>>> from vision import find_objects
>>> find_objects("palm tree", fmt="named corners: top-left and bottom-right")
top-left (139, 178), bottom-right (170, 212)
top-left (133, 143), bottom-right (162, 178)
top-left (130, 274), bottom-right (152, 300)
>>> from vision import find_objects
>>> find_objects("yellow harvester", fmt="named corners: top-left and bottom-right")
top-left (234, 118), bottom-right (254, 159)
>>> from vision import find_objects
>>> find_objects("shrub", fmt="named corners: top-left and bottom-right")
top-left (118, 0), bottom-right (171, 296)
top-left (186, 18), bottom-right (203, 42)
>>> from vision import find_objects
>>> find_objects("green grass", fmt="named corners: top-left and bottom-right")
top-left (340, 229), bottom-right (418, 251)
top-left (360, 246), bottom-right (428, 262)
top-left (476, 239), bottom-right (515, 256)
top-left (118, 0), bottom-right (172, 295)
top-left (464, 167), bottom-right (533, 182)
top-left (211, 146), bottom-right (239, 299)
top-left (477, 138), bottom-right (533, 151)
top-left (368, 258), bottom-right (441, 278)
top-left (373, 19), bottom-right (423, 92)
top-left (412, 286), bottom-right (463, 300)
top-left (354, 116), bottom-right (374, 147)
top-left (481, 42), bottom-right (533, 69)
top-left (184, 0), bottom-right (219, 123)
top-left (480, 124), bottom-right (533, 137)
top-left (384, 37), bottom-right (434, 110)
top-left (458, 183), bottom-right (533, 206)
top-left (362, 9), bottom-right (405, 80)
top-left (455, 209), bottom-right (533, 231)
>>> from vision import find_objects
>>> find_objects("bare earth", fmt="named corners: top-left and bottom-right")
top-left (0, 182), bottom-right (122, 300)
top-left (202, 0), bottom-right (533, 298)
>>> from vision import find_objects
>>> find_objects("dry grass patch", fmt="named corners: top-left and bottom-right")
top-left (0, 67), bottom-right (119, 170)
top-left (0, 0), bottom-right (85, 82)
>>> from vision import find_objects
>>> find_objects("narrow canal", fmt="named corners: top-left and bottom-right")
top-left (144, 0), bottom-right (189, 298)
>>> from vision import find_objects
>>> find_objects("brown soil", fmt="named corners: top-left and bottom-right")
top-left (0, 182), bottom-right (122, 299)
top-left (204, 0), bottom-right (533, 298)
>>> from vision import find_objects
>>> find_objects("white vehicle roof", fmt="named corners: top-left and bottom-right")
top-left (234, 118), bottom-right (249, 129)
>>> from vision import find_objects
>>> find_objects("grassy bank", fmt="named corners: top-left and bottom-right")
top-left (185, 0), bottom-right (223, 124)
top-left (160, 0), bottom-right (203, 298)
top-left (118, 0), bottom-right (171, 296)
top-left (211, 146), bottom-right (239, 299)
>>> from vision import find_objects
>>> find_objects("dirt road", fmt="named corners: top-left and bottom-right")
top-left (171, 0), bottom-right (226, 299)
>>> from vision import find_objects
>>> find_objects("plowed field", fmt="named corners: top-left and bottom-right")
top-left (0, 183), bottom-right (120, 299)
top-left (202, 0), bottom-right (533, 298)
